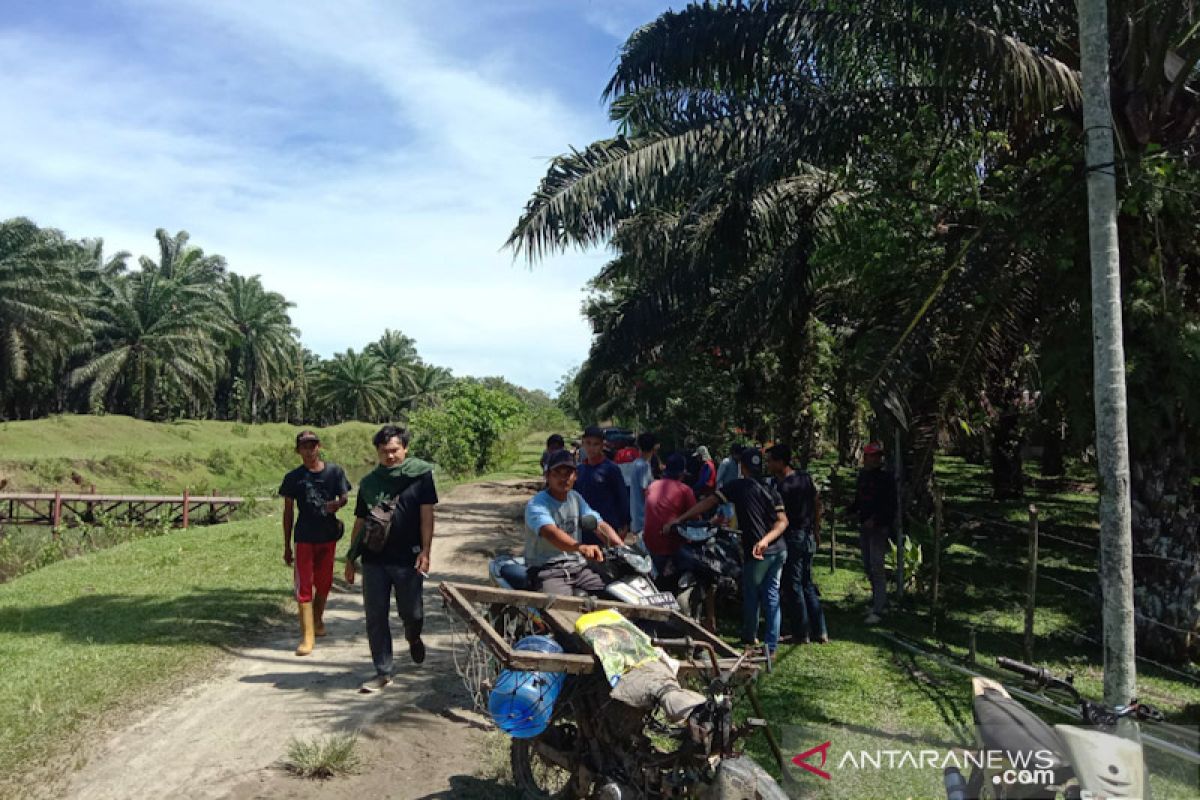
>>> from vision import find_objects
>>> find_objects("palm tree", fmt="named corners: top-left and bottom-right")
top-left (366, 329), bottom-right (421, 414)
top-left (71, 272), bottom-right (229, 419)
top-left (509, 1), bottom-right (1200, 659)
top-left (223, 274), bottom-right (298, 422)
top-left (139, 229), bottom-right (227, 286)
top-left (312, 350), bottom-right (393, 422)
top-left (0, 218), bottom-right (88, 417)
top-left (403, 363), bottom-right (454, 410)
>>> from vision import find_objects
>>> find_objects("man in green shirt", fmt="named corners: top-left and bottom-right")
top-left (344, 425), bottom-right (437, 693)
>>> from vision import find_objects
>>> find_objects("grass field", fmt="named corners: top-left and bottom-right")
top-left (0, 414), bottom-right (380, 496)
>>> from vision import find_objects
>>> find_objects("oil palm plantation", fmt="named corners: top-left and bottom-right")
top-left (367, 329), bottom-right (422, 415)
top-left (510, 0), bottom-right (1200, 658)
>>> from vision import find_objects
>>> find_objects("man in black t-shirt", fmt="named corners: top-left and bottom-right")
top-left (851, 442), bottom-right (898, 623)
top-left (668, 448), bottom-right (788, 653)
top-left (278, 430), bottom-right (351, 657)
top-left (767, 444), bottom-right (828, 644)
top-left (344, 424), bottom-right (438, 693)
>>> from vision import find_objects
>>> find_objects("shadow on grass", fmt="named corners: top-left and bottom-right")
top-left (0, 587), bottom-right (287, 646)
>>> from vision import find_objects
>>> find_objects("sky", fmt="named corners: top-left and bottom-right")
top-left (0, 0), bottom-right (676, 393)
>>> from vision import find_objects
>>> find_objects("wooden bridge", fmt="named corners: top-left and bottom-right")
top-left (0, 490), bottom-right (245, 529)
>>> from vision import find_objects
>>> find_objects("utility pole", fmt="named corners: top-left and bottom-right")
top-left (1077, 0), bottom-right (1136, 705)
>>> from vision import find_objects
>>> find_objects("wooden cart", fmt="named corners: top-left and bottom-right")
top-left (439, 581), bottom-right (760, 679)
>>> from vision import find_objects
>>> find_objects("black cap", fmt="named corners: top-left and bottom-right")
top-left (582, 425), bottom-right (604, 439)
top-left (739, 447), bottom-right (764, 475)
top-left (547, 433), bottom-right (565, 447)
top-left (544, 449), bottom-right (577, 473)
top-left (295, 430), bottom-right (320, 446)
top-left (664, 452), bottom-right (686, 477)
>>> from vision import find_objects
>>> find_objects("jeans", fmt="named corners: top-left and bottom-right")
top-left (860, 526), bottom-right (890, 615)
top-left (782, 530), bottom-right (827, 640)
top-left (741, 550), bottom-right (785, 650)
top-left (362, 560), bottom-right (424, 676)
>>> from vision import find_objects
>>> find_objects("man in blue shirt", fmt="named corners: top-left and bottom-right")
top-left (525, 449), bottom-right (624, 595)
top-left (576, 425), bottom-right (630, 542)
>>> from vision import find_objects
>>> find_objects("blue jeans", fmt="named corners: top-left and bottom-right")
top-left (783, 530), bottom-right (827, 640)
top-left (741, 550), bottom-right (785, 650)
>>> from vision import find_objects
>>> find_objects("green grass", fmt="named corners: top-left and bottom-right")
top-left (284, 733), bottom-right (362, 779)
top-left (0, 512), bottom-right (291, 795)
top-left (0, 414), bottom-right (380, 496)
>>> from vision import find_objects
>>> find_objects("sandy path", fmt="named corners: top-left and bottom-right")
top-left (62, 478), bottom-right (538, 800)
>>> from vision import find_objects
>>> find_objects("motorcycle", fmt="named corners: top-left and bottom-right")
top-left (945, 656), bottom-right (1163, 799)
top-left (663, 521), bottom-right (743, 630)
top-left (490, 516), bottom-right (679, 611)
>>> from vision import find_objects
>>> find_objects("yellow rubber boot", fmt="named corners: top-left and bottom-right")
top-left (296, 602), bottom-right (315, 656)
top-left (313, 594), bottom-right (328, 637)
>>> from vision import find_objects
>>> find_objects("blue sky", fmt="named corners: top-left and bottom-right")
top-left (0, 0), bottom-right (675, 392)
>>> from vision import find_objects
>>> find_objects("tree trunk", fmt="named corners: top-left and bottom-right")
top-left (1079, 0), bottom-right (1137, 705)
top-left (990, 408), bottom-right (1025, 499)
top-left (1130, 436), bottom-right (1199, 661)
top-left (1040, 400), bottom-right (1066, 477)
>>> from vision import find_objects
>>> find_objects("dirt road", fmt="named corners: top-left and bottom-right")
top-left (62, 478), bottom-right (538, 800)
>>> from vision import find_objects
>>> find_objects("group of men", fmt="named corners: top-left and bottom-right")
top-left (278, 426), bottom-right (436, 693)
top-left (277, 421), bottom-right (899, 689)
top-left (525, 428), bottom-right (834, 655)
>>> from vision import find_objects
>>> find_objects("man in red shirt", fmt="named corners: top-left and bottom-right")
top-left (642, 453), bottom-right (697, 574)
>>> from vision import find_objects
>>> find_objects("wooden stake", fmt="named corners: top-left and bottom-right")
top-left (1024, 504), bottom-right (1039, 664)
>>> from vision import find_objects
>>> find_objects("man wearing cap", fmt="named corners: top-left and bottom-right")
top-left (540, 433), bottom-right (566, 473)
top-left (691, 445), bottom-right (717, 498)
top-left (278, 430), bottom-right (351, 656)
top-left (852, 442), bottom-right (898, 624)
top-left (642, 452), bottom-right (698, 575)
top-left (669, 447), bottom-right (788, 653)
top-left (525, 449), bottom-right (624, 595)
top-left (576, 425), bottom-right (630, 542)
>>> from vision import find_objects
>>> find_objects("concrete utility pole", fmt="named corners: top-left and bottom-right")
top-left (1077, 0), bottom-right (1137, 705)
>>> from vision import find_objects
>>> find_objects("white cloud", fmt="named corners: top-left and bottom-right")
top-left (0, 0), bottom-right (626, 391)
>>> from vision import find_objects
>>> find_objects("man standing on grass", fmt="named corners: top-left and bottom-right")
top-left (344, 424), bottom-right (437, 693)
top-left (852, 442), bottom-right (897, 625)
top-left (576, 425), bottom-right (629, 542)
top-left (766, 444), bottom-right (828, 644)
top-left (279, 430), bottom-right (351, 657)
top-left (669, 448), bottom-right (788, 654)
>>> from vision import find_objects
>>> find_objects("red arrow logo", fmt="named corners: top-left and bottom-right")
top-left (791, 741), bottom-right (833, 780)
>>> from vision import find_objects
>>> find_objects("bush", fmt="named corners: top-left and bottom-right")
top-left (408, 383), bottom-right (526, 478)
top-left (205, 447), bottom-right (236, 476)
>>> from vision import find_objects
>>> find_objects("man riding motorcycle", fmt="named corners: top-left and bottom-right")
top-left (523, 448), bottom-right (625, 595)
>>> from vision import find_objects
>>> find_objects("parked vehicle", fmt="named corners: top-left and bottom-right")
top-left (944, 656), bottom-right (1162, 799)
top-left (663, 521), bottom-right (743, 630)
top-left (442, 581), bottom-right (787, 800)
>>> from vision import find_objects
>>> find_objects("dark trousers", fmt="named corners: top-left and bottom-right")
top-left (531, 561), bottom-right (607, 596)
top-left (860, 526), bottom-right (890, 614)
top-left (362, 560), bottom-right (424, 677)
top-left (782, 530), bottom-right (827, 641)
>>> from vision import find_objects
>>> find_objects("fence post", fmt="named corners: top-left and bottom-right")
top-left (828, 466), bottom-right (838, 573)
top-left (931, 481), bottom-right (943, 637)
top-left (968, 627), bottom-right (977, 665)
top-left (1024, 504), bottom-right (1039, 664)
top-left (893, 428), bottom-right (905, 604)
top-left (51, 490), bottom-right (63, 535)
top-left (181, 489), bottom-right (190, 529)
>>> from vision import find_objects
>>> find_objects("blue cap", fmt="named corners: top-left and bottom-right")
top-left (665, 453), bottom-right (686, 477)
